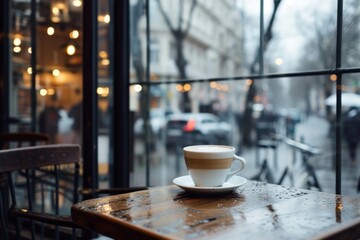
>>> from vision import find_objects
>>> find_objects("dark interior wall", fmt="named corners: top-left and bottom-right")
top-left (0, 0), bottom-right (10, 134)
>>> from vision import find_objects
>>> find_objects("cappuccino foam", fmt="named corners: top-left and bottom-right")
top-left (185, 145), bottom-right (232, 153)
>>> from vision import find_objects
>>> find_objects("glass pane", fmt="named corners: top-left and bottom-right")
top-left (264, 0), bottom-right (337, 73)
top-left (238, 77), bottom-right (336, 194)
top-left (98, 0), bottom-right (111, 188)
top-left (130, 76), bottom-right (340, 191)
top-left (145, 0), bottom-right (253, 80)
top-left (131, 81), bottom-right (248, 186)
top-left (342, 0), bottom-right (360, 68)
top-left (34, 0), bottom-right (83, 144)
top-left (130, 0), bottom-right (360, 194)
top-left (8, 0), bottom-right (84, 217)
top-left (342, 73), bottom-right (360, 196)
top-left (9, 0), bottom-right (83, 141)
top-left (10, 1), bottom-right (33, 131)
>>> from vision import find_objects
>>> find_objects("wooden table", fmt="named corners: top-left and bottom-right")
top-left (71, 181), bottom-right (360, 240)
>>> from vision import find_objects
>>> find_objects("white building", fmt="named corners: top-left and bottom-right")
top-left (130, 0), bottom-right (245, 114)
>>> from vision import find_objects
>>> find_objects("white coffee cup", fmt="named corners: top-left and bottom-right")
top-left (183, 145), bottom-right (246, 187)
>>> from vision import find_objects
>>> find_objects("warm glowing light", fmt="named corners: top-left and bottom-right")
top-left (98, 14), bottom-right (111, 23)
top-left (66, 44), bottom-right (76, 55)
top-left (47, 89), bottom-right (56, 95)
top-left (13, 37), bottom-right (21, 46)
top-left (246, 79), bottom-right (253, 86)
top-left (40, 89), bottom-right (47, 96)
top-left (176, 84), bottom-right (183, 92)
top-left (52, 7), bottom-right (60, 14)
top-left (134, 84), bottom-right (142, 92)
top-left (104, 14), bottom-right (110, 23)
top-left (69, 30), bottom-right (79, 39)
top-left (47, 27), bottom-right (55, 35)
top-left (52, 69), bottom-right (61, 77)
top-left (275, 57), bottom-right (283, 65)
top-left (210, 81), bottom-right (217, 88)
top-left (101, 59), bottom-right (110, 65)
top-left (51, 2), bottom-right (69, 23)
top-left (183, 83), bottom-right (191, 92)
top-left (97, 87), bottom-right (104, 95)
top-left (72, 0), bottom-right (82, 7)
top-left (13, 46), bottom-right (21, 53)
top-left (175, 84), bottom-right (191, 92)
top-left (99, 51), bottom-right (108, 59)
top-left (210, 82), bottom-right (229, 91)
top-left (97, 87), bottom-right (110, 97)
top-left (330, 74), bottom-right (337, 81)
top-left (27, 67), bottom-right (32, 75)
top-left (28, 47), bottom-right (32, 54)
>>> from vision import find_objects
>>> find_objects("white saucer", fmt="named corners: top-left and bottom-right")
top-left (173, 175), bottom-right (247, 195)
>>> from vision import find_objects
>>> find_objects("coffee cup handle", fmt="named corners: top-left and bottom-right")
top-left (225, 155), bottom-right (246, 182)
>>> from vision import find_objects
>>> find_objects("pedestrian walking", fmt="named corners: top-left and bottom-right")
top-left (285, 116), bottom-right (296, 139)
top-left (39, 102), bottom-right (60, 144)
top-left (343, 106), bottom-right (360, 162)
top-left (69, 101), bottom-right (82, 145)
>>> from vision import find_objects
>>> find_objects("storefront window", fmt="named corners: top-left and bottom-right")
top-left (129, 0), bottom-right (360, 195)
top-left (6, 0), bottom-right (111, 188)
top-left (4, 0), bottom-right (360, 195)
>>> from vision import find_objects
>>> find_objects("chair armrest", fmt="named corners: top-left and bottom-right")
top-left (11, 208), bottom-right (78, 228)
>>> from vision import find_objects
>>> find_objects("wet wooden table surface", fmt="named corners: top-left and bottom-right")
top-left (71, 181), bottom-right (360, 240)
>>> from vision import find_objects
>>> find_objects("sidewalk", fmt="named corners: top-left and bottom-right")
top-left (240, 115), bottom-right (360, 196)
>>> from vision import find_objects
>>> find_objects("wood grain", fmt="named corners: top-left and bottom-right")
top-left (72, 181), bottom-right (360, 240)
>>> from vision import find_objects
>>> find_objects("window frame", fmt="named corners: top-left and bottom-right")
top-left (130, 0), bottom-right (360, 194)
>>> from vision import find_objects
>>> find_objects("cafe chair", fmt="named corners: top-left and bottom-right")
top-left (0, 132), bottom-right (51, 239)
top-left (0, 132), bottom-right (50, 149)
top-left (0, 144), bottom-right (147, 240)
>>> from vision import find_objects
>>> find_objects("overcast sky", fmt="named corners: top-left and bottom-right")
top-left (238, 0), bottom-right (337, 72)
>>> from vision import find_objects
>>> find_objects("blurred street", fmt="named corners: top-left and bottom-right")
top-left (99, 114), bottom-right (360, 197)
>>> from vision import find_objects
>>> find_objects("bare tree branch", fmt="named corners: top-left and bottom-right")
top-left (243, 0), bottom-right (282, 146)
top-left (156, 0), bottom-right (197, 112)
top-left (250, 0), bottom-right (282, 73)
top-left (178, 0), bottom-right (184, 31)
top-left (263, 0), bottom-right (281, 49)
top-left (183, 0), bottom-right (197, 36)
top-left (156, 0), bottom-right (176, 35)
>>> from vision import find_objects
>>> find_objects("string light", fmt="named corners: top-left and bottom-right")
top-left (69, 30), bottom-right (79, 39)
top-left (134, 84), bottom-right (142, 92)
top-left (13, 46), bottom-right (21, 53)
top-left (47, 27), bottom-right (55, 35)
top-left (330, 74), bottom-right (337, 81)
top-left (52, 69), bottom-right (61, 77)
top-left (66, 44), bottom-right (76, 55)
top-left (13, 37), bottom-right (21, 46)
top-left (39, 89), bottom-right (47, 96)
top-left (72, 0), bottom-right (82, 7)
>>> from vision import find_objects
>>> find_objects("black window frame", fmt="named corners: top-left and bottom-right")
top-left (130, 0), bottom-right (360, 194)
top-left (2, 0), bottom-right (360, 194)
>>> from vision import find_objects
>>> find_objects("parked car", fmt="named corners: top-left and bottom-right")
top-left (165, 113), bottom-right (232, 149)
top-left (134, 108), bottom-right (174, 137)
